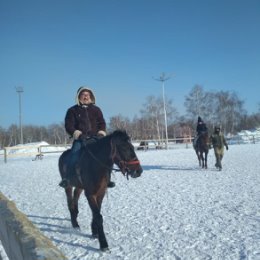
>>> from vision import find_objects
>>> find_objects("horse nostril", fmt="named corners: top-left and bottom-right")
top-left (138, 167), bottom-right (143, 174)
top-left (134, 167), bottom-right (142, 177)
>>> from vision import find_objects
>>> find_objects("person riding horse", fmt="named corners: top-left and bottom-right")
top-left (194, 116), bottom-right (208, 149)
top-left (59, 86), bottom-right (115, 188)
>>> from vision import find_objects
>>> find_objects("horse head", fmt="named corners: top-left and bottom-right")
top-left (110, 130), bottom-right (143, 179)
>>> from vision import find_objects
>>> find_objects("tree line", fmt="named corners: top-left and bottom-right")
top-left (1, 85), bottom-right (259, 148)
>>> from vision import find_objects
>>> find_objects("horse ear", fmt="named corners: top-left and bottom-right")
top-left (112, 129), bottom-right (129, 141)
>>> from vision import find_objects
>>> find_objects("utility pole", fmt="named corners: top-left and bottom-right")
top-left (15, 87), bottom-right (24, 144)
top-left (154, 73), bottom-right (171, 149)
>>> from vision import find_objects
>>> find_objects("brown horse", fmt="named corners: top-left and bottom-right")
top-left (194, 132), bottom-right (210, 169)
top-left (58, 130), bottom-right (143, 251)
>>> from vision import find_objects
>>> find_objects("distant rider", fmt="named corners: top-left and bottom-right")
top-left (194, 116), bottom-right (208, 148)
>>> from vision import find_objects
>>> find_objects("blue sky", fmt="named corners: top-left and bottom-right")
top-left (0, 0), bottom-right (259, 128)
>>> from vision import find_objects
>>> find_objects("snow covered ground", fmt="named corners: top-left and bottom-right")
top-left (0, 143), bottom-right (260, 260)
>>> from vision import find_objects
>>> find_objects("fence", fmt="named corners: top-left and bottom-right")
top-left (134, 134), bottom-right (260, 150)
top-left (3, 134), bottom-right (259, 163)
top-left (2, 138), bottom-right (194, 162)
top-left (3, 144), bottom-right (71, 163)
top-left (0, 192), bottom-right (67, 260)
top-left (133, 137), bottom-right (194, 150)
top-left (2, 138), bottom-right (194, 163)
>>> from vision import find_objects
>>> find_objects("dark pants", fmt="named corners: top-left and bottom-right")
top-left (67, 137), bottom-right (97, 177)
top-left (66, 140), bottom-right (82, 179)
top-left (70, 140), bottom-right (82, 162)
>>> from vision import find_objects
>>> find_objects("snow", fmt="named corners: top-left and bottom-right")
top-left (0, 143), bottom-right (260, 260)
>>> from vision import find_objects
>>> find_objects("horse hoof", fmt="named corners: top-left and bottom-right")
top-left (72, 223), bottom-right (80, 229)
top-left (101, 247), bottom-right (110, 252)
top-left (73, 226), bottom-right (80, 230)
top-left (92, 234), bottom-right (98, 239)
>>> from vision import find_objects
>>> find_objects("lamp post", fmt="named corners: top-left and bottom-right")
top-left (15, 87), bottom-right (24, 144)
top-left (154, 73), bottom-right (171, 149)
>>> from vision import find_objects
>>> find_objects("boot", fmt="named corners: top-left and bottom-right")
top-left (107, 181), bottom-right (115, 188)
top-left (218, 161), bottom-right (222, 170)
top-left (59, 164), bottom-right (73, 188)
top-left (59, 178), bottom-right (70, 188)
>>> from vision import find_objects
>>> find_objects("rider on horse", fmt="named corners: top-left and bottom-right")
top-left (59, 86), bottom-right (115, 188)
top-left (194, 116), bottom-right (208, 148)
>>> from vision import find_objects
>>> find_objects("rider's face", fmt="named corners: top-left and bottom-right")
top-left (79, 91), bottom-right (92, 105)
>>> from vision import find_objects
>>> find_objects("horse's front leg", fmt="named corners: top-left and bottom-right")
top-left (201, 153), bottom-right (205, 168)
top-left (65, 187), bottom-right (83, 228)
top-left (196, 151), bottom-right (201, 166)
top-left (205, 152), bottom-right (208, 169)
top-left (86, 192), bottom-right (109, 251)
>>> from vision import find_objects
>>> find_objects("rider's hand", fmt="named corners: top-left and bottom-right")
top-left (73, 130), bottom-right (82, 140)
top-left (97, 130), bottom-right (106, 137)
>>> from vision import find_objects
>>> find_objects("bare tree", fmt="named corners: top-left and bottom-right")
top-left (7, 124), bottom-right (19, 146)
top-left (0, 127), bottom-right (8, 149)
top-left (214, 91), bottom-right (246, 134)
top-left (184, 85), bottom-right (207, 119)
top-left (108, 115), bottom-right (131, 133)
top-left (140, 95), bottom-right (178, 140)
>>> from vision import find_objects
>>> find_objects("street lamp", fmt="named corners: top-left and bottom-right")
top-left (154, 73), bottom-right (171, 149)
top-left (15, 86), bottom-right (24, 144)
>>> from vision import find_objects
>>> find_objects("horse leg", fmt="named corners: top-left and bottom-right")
top-left (205, 151), bottom-right (208, 169)
top-left (65, 187), bottom-right (82, 228)
top-left (196, 151), bottom-right (201, 167)
top-left (86, 192), bottom-right (109, 251)
top-left (201, 152), bottom-right (205, 168)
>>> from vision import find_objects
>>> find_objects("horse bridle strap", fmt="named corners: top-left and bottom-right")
top-left (110, 140), bottom-right (140, 176)
top-left (85, 147), bottom-right (121, 172)
top-left (120, 160), bottom-right (140, 166)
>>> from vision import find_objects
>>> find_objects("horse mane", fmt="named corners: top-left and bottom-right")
top-left (109, 130), bottom-right (130, 142)
top-left (80, 130), bottom-right (130, 154)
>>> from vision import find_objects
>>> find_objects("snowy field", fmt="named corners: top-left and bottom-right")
top-left (0, 143), bottom-right (260, 260)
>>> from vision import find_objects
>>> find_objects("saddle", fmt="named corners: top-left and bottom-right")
top-left (79, 135), bottom-right (101, 147)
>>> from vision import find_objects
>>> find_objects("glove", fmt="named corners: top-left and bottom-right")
top-left (226, 145), bottom-right (228, 150)
top-left (73, 130), bottom-right (82, 140)
top-left (97, 130), bottom-right (106, 137)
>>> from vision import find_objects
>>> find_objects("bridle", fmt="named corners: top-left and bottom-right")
top-left (110, 140), bottom-right (140, 179)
